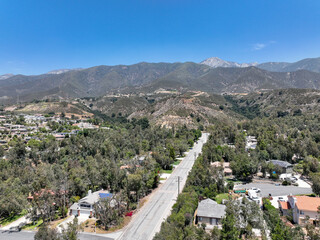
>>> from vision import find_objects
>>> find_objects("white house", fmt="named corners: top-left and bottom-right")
top-left (70, 190), bottom-right (113, 217)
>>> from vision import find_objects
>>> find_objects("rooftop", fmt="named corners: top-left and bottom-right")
top-left (197, 198), bottom-right (226, 219)
top-left (294, 196), bottom-right (320, 212)
top-left (267, 160), bottom-right (293, 168)
top-left (79, 190), bottom-right (112, 205)
top-left (279, 201), bottom-right (291, 210)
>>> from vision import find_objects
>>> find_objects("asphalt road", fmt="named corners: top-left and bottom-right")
top-left (118, 133), bottom-right (210, 240)
top-left (0, 230), bottom-right (113, 240)
top-left (235, 182), bottom-right (313, 197)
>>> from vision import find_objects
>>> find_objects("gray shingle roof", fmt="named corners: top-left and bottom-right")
top-left (268, 160), bottom-right (293, 168)
top-left (70, 203), bottom-right (79, 210)
top-left (197, 198), bottom-right (226, 218)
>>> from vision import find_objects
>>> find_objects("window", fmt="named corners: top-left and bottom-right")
top-left (198, 217), bottom-right (202, 221)
top-left (299, 210), bottom-right (304, 215)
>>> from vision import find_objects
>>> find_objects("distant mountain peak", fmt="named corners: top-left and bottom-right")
top-left (200, 57), bottom-right (258, 68)
top-left (0, 73), bottom-right (14, 80)
top-left (47, 68), bottom-right (83, 75)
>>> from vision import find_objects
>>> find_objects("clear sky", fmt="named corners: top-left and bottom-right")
top-left (0, 0), bottom-right (320, 75)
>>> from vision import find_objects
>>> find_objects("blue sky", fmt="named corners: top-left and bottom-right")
top-left (0, 0), bottom-right (320, 75)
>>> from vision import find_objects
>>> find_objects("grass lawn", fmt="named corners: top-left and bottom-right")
top-left (0, 209), bottom-right (28, 227)
top-left (225, 178), bottom-right (242, 184)
top-left (173, 160), bottom-right (181, 166)
top-left (22, 219), bottom-right (43, 230)
top-left (161, 169), bottom-right (173, 174)
top-left (215, 193), bottom-right (229, 204)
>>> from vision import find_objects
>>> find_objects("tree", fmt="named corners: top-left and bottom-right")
top-left (127, 174), bottom-right (142, 201)
top-left (94, 196), bottom-right (124, 230)
top-left (306, 222), bottom-right (320, 240)
top-left (60, 217), bottom-right (81, 240)
top-left (221, 210), bottom-right (240, 240)
top-left (0, 145), bottom-right (4, 157)
top-left (29, 190), bottom-right (56, 223)
top-left (211, 226), bottom-right (221, 240)
top-left (230, 154), bottom-right (257, 181)
top-left (34, 224), bottom-right (60, 240)
top-left (311, 173), bottom-right (320, 196)
top-left (169, 146), bottom-right (176, 160)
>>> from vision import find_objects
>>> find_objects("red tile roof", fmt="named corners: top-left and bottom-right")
top-left (279, 201), bottom-right (291, 210)
top-left (295, 196), bottom-right (320, 212)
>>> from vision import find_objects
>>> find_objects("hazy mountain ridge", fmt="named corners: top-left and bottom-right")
top-left (46, 68), bottom-right (83, 74)
top-left (1, 57), bottom-right (320, 104)
top-left (258, 57), bottom-right (320, 73)
top-left (0, 73), bottom-right (14, 80)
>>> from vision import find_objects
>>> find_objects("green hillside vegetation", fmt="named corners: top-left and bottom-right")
top-left (14, 101), bottom-right (91, 116)
top-left (226, 89), bottom-right (320, 118)
top-left (2, 60), bottom-right (320, 104)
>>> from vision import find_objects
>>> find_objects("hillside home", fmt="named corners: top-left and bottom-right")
top-left (196, 199), bottom-right (226, 229)
top-left (266, 160), bottom-right (293, 173)
top-left (70, 190), bottom-right (113, 217)
top-left (211, 161), bottom-right (232, 176)
top-left (245, 136), bottom-right (257, 151)
top-left (279, 195), bottom-right (320, 225)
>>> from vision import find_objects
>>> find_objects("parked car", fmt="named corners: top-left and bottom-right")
top-left (290, 177), bottom-right (298, 183)
top-left (251, 187), bottom-right (261, 193)
top-left (278, 196), bottom-right (285, 202)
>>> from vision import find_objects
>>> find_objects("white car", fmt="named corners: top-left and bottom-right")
top-left (251, 187), bottom-right (261, 193)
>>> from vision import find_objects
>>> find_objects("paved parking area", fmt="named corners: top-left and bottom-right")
top-left (235, 183), bottom-right (313, 197)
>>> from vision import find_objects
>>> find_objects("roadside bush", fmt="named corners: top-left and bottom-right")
top-left (282, 180), bottom-right (291, 186)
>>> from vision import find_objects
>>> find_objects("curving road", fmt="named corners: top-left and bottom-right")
top-left (118, 133), bottom-right (209, 240)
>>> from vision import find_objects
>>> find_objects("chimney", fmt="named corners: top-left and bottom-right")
top-left (88, 190), bottom-right (92, 196)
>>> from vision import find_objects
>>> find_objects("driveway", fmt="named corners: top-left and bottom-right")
top-left (57, 215), bottom-right (90, 232)
top-left (279, 174), bottom-right (311, 188)
top-left (235, 182), bottom-right (313, 197)
top-left (270, 196), bottom-right (288, 208)
top-left (0, 215), bottom-right (29, 231)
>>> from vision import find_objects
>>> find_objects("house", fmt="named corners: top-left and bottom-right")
top-left (72, 122), bottom-right (98, 129)
top-left (211, 162), bottom-right (232, 176)
top-left (69, 190), bottom-right (113, 217)
top-left (266, 160), bottom-right (293, 173)
top-left (196, 199), bottom-right (226, 228)
top-left (53, 133), bottom-right (65, 140)
top-left (278, 201), bottom-right (291, 216)
top-left (245, 136), bottom-right (257, 151)
top-left (279, 195), bottom-right (320, 225)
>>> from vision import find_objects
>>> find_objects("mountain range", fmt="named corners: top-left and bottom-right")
top-left (200, 57), bottom-right (258, 68)
top-left (1, 57), bottom-right (320, 104)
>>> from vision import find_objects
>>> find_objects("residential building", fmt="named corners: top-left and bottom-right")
top-left (266, 160), bottom-right (293, 173)
top-left (245, 136), bottom-right (257, 151)
top-left (279, 195), bottom-right (320, 225)
top-left (211, 161), bottom-right (232, 176)
top-left (196, 198), bottom-right (226, 229)
top-left (69, 190), bottom-right (113, 217)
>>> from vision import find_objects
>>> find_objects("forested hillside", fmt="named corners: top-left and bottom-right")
top-left (0, 117), bottom-right (201, 230)
top-left (155, 104), bottom-right (320, 239)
